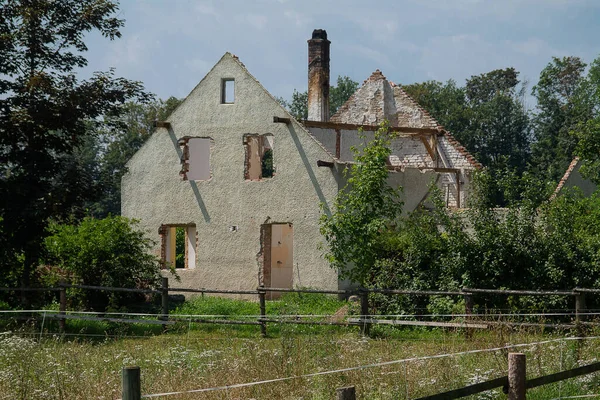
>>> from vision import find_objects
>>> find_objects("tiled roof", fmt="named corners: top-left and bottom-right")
top-left (330, 70), bottom-right (482, 169)
top-left (550, 157), bottom-right (580, 200)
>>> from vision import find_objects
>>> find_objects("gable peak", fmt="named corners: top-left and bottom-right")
top-left (365, 69), bottom-right (387, 83)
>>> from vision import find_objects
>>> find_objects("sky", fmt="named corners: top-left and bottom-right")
top-left (81, 0), bottom-right (600, 108)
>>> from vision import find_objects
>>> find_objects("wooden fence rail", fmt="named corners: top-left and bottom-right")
top-left (2, 282), bottom-right (600, 336)
top-left (120, 354), bottom-right (600, 400)
top-left (415, 354), bottom-right (600, 400)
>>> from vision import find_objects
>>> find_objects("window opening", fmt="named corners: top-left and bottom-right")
top-left (244, 134), bottom-right (274, 180)
top-left (159, 224), bottom-right (196, 269)
top-left (221, 78), bottom-right (235, 104)
top-left (179, 137), bottom-right (211, 181)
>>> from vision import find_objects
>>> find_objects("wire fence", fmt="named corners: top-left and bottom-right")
top-left (2, 281), bottom-right (600, 338)
top-left (112, 336), bottom-right (600, 399)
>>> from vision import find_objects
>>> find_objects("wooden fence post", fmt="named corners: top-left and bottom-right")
top-left (360, 289), bottom-right (370, 336)
top-left (122, 366), bottom-right (141, 400)
top-left (463, 290), bottom-right (474, 339)
top-left (59, 280), bottom-right (67, 334)
top-left (160, 277), bottom-right (169, 323)
top-left (337, 386), bottom-right (356, 400)
top-left (575, 292), bottom-right (586, 323)
top-left (508, 353), bottom-right (526, 400)
top-left (258, 285), bottom-right (267, 337)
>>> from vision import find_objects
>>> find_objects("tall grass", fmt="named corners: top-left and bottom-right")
top-left (2, 294), bottom-right (600, 398)
top-left (1, 328), bottom-right (600, 399)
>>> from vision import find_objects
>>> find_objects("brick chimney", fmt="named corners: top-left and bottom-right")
top-left (307, 29), bottom-right (330, 122)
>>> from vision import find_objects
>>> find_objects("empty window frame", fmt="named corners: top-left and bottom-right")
top-left (221, 78), bottom-right (235, 104)
top-left (244, 134), bottom-right (274, 180)
top-left (159, 224), bottom-right (197, 269)
top-left (178, 137), bottom-right (211, 181)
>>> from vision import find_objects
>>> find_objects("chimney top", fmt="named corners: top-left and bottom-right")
top-left (311, 29), bottom-right (328, 40)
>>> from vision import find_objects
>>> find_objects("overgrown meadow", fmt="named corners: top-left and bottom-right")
top-left (2, 294), bottom-right (600, 399)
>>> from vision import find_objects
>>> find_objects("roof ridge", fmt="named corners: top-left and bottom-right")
top-left (331, 70), bottom-right (389, 122)
top-left (550, 157), bottom-right (580, 200)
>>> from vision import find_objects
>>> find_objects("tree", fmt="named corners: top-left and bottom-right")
top-left (0, 1), bottom-right (149, 290)
top-left (574, 55), bottom-right (600, 184)
top-left (320, 122), bottom-right (402, 285)
top-left (280, 76), bottom-right (358, 121)
top-left (402, 79), bottom-right (470, 137)
top-left (90, 97), bottom-right (182, 217)
top-left (531, 57), bottom-right (592, 183)
top-left (329, 76), bottom-right (359, 117)
top-left (405, 69), bottom-right (532, 206)
top-left (465, 69), bottom-right (531, 175)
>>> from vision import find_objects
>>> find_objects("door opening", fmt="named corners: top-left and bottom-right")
top-left (261, 223), bottom-right (293, 300)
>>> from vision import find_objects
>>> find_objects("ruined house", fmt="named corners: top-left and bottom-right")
top-left (121, 29), bottom-right (480, 293)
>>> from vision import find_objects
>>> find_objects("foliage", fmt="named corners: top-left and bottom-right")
top-left (575, 56), bottom-right (600, 185)
top-left (370, 181), bottom-right (600, 315)
top-left (320, 122), bottom-right (403, 285)
top-left (279, 75), bottom-right (359, 121)
top-left (404, 69), bottom-right (531, 206)
top-left (0, 0), bottom-right (149, 289)
top-left (43, 216), bottom-right (165, 311)
top-left (261, 148), bottom-right (275, 178)
top-left (402, 79), bottom-right (470, 137)
top-left (531, 56), bottom-right (592, 183)
top-left (175, 227), bottom-right (185, 269)
top-left (329, 75), bottom-right (360, 117)
top-left (405, 69), bottom-right (531, 177)
top-left (90, 97), bottom-right (182, 217)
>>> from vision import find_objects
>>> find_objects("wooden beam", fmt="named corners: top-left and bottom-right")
top-left (348, 318), bottom-right (488, 329)
top-left (335, 129), bottom-right (341, 159)
top-left (526, 361), bottom-right (600, 389)
top-left (456, 170), bottom-right (461, 208)
top-left (414, 376), bottom-right (507, 400)
top-left (462, 288), bottom-right (576, 296)
top-left (420, 136), bottom-right (436, 161)
top-left (153, 121), bottom-right (171, 129)
top-left (273, 116), bottom-right (291, 124)
top-left (302, 120), bottom-right (442, 135)
top-left (317, 160), bottom-right (334, 168)
top-left (433, 167), bottom-right (460, 173)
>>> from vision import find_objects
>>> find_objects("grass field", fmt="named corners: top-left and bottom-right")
top-left (1, 294), bottom-right (600, 399)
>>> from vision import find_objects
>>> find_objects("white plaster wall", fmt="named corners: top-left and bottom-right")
top-left (563, 164), bottom-right (598, 196)
top-left (309, 127), bottom-right (337, 157)
top-left (387, 169), bottom-right (438, 212)
top-left (122, 54), bottom-right (341, 294)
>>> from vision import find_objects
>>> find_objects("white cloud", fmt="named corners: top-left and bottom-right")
top-left (184, 58), bottom-right (211, 74)
top-left (511, 37), bottom-right (563, 57)
top-left (106, 34), bottom-right (147, 68)
top-left (195, 3), bottom-right (218, 17)
top-left (340, 44), bottom-right (392, 68)
top-left (240, 14), bottom-right (269, 30)
top-left (284, 10), bottom-right (312, 27)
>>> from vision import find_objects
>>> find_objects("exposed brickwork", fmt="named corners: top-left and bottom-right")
top-left (551, 157), bottom-right (580, 200)
top-left (388, 136), bottom-right (434, 168)
top-left (158, 225), bottom-right (167, 269)
top-left (307, 29), bottom-right (330, 122)
top-left (329, 70), bottom-right (482, 171)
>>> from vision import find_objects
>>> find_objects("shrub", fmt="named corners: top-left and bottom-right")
top-left (43, 216), bottom-right (166, 311)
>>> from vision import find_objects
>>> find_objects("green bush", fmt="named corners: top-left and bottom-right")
top-left (370, 186), bottom-right (600, 315)
top-left (42, 216), bottom-right (166, 311)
